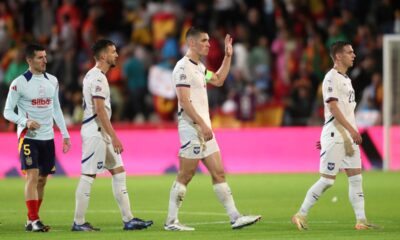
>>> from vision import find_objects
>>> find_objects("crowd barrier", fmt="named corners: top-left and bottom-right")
top-left (1, 127), bottom-right (398, 178)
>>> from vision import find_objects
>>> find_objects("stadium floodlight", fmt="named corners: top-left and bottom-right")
top-left (383, 34), bottom-right (400, 171)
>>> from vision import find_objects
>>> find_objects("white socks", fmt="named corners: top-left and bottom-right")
top-left (299, 177), bottom-right (335, 216)
top-left (74, 175), bottom-right (94, 225)
top-left (165, 181), bottom-right (241, 224)
top-left (166, 181), bottom-right (187, 224)
top-left (112, 172), bottom-right (134, 222)
top-left (74, 173), bottom-right (134, 224)
top-left (348, 174), bottom-right (366, 220)
top-left (213, 182), bottom-right (241, 222)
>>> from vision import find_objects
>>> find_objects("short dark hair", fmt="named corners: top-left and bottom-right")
top-left (92, 39), bottom-right (115, 59)
top-left (330, 41), bottom-right (351, 60)
top-left (25, 44), bottom-right (45, 59)
top-left (185, 27), bottom-right (207, 40)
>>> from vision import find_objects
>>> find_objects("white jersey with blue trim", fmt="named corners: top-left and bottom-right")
top-left (81, 67), bottom-right (112, 139)
top-left (321, 68), bottom-right (357, 139)
top-left (173, 56), bottom-right (211, 128)
top-left (3, 70), bottom-right (69, 140)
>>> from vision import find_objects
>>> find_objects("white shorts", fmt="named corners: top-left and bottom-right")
top-left (319, 136), bottom-right (361, 175)
top-left (81, 136), bottom-right (123, 174)
top-left (178, 122), bottom-right (219, 159)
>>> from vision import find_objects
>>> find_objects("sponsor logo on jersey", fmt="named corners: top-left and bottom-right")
top-left (32, 98), bottom-right (52, 107)
top-left (26, 156), bottom-right (33, 166)
top-left (327, 162), bottom-right (335, 171)
top-left (328, 87), bottom-right (333, 92)
top-left (95, 86), bottom-right (102, 92)
top-left (193, 146), bottom-right (200, 154)
top-left (97, 161), bottom-right (103, 169)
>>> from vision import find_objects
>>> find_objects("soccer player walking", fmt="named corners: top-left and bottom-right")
top-left (72, 39), bottom-right (153, 231)
top-left (291, 41), bottom-right (379, 230)
top-left (164, 27), bottom-right (261, 231)
top-left (3, 44), bottom-right (71, 232)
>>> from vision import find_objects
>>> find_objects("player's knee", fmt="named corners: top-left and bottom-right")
top-left (37, 177), bottom-right (47, 188)
top-left (177, 171), bottom-right (195, 185)
top-left (26, 175), bottom-right (39, 186)
top-left (348, 174), bottom-right (362, 185)
top-left (211, 171), bottom-right (225, 183)
top-left (320, 177), bottom-right (335, 189)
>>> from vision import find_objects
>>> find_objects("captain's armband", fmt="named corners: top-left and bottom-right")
top-left (205, 70), bottom-right (214, 83)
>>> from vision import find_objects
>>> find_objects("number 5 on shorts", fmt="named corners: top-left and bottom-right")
top-left (23, 144), bottom-right (31, 156)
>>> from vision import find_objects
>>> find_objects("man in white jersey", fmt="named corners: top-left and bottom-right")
top-left (291, 41), bottom-right (379, 230)
top-left (164, 27), bottom-right (261, 231)
top-left (71, 39), bottom-right (153, 231)
top-left (3, 44), bottom-right (71, 232)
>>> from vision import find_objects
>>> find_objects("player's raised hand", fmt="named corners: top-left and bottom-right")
top-left (112, 136), bottom-right (124, 154)
top-left (63, 138), bottom-right (71, 153)
top-left (224, 34), bottom-right (233, 57)
top-left (27, 119), bottom-right (40, 130)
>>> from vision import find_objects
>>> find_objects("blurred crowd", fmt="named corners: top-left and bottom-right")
top-left (0, 0), bottom-right (399, 131)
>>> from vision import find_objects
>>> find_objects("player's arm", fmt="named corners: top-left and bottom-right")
top-left (3, 80), bottom-right (39, 130)
top-left (52, 82), bottom-right (71, 153)
top-left (327, 100), bottom-right (362, 144)
top-left (207, 34), bottom-right (233, 87)
top-left (3, 81), bottom-right (24, 124)
top-left (93, 97), bottom-right (123, 153)
top-left (176, 86), bottom-right (213, 141)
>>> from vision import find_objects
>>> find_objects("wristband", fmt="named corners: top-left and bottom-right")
top-left (205, 70), bottom-right (214, 82)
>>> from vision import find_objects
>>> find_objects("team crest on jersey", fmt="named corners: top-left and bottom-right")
top-left (193, 146), bottom-right (200, 154)
top-left (327, 162), bottom-right (335, 171)
top-left (97, 162), bottom-right (103, 169)
top-left (95, 85), bottom-right (102, 92)
top-left (11, 85), bottom-right (17, 91)
top-left (26, 156), bottom-right (33, 166)
top-left (180, 74), bottom-right (187, 81)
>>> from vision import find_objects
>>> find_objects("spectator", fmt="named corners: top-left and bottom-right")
top-left (122, 44), bottom-right (149, 122)
top-left (355, 72), bottom-right (382, 127)
top-left (0, 1), bottom-right (397, 130)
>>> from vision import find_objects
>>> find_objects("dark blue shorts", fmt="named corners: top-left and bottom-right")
top-left (19, 138), bottom-right (56, 175)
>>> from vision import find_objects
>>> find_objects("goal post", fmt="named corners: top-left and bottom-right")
top-left (382, 35), bottom-right (400, 171)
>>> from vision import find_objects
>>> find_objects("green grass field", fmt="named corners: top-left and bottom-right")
top-left (0, 172), bottom-right (399, 240)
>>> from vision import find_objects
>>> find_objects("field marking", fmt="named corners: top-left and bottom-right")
top-left (0, 209), bottom-right (392, 225)
top-left (0, 209), bottom-right (227, 216)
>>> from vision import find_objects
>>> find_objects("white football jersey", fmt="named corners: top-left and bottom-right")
top-left (3, 70), bottom-right (69, 140)
top-left (321, 68), bottom-right (357, 137)
top-left (173, 56), bottom-right (211, 127)
top-left (81, 67), bottom-right (112, 139)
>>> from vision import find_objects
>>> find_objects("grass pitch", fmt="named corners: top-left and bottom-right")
top-left (0, 172), bottom-right (399, 239)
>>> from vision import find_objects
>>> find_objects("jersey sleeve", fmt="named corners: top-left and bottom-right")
top-left (52, 81), bottom-right (70, 139)
top-left (3, 79), bottom-right (28, 127)
top-left (323, 75), bottom-right (339, 103)
top-left (90, 76), bottom-right (107, 99)
top-left (174, 65), bottom-right (191, 88)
